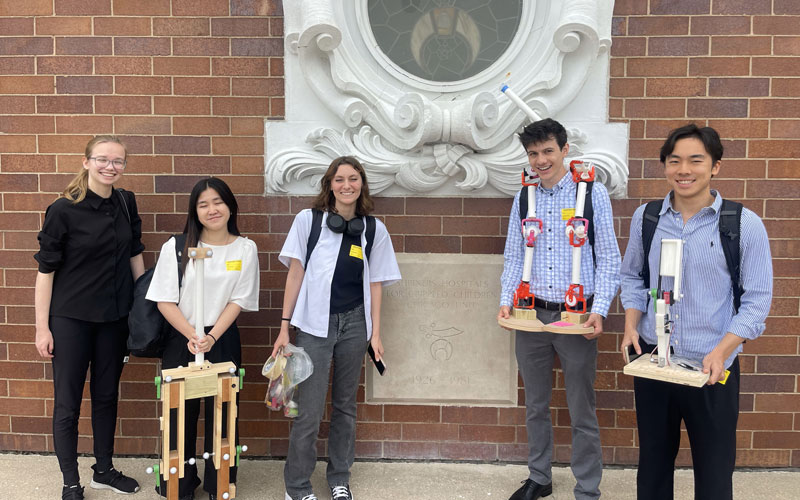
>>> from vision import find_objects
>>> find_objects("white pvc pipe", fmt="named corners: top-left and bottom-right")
top-left (194, 251), bottom-right (205, 365)
top-left (501, 85), bottom-right (541, 122)
top-left (575, 181), bottom-right (587, 217)
top-left (522, 247), bottom-right (534, 283)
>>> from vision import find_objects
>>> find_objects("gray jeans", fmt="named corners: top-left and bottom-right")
top-left (284, 303), bottom-right (369, 499)
top-left (516, 307), bottom-right (602, 499)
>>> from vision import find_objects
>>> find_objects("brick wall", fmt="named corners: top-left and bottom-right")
top-left (0, 1), bottom-right (798, 468)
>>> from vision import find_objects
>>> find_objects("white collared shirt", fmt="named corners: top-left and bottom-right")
top-left (279, 209), bottom-right (401, 339)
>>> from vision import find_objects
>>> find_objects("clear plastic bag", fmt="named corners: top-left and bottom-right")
top-left (262, 343), bottom-right (313, 417)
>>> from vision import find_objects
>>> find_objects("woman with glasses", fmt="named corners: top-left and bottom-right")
top-left (273, 156), bottom-right (401, 500)
top-left (34, 136), bottom-right (144, 500)
top-left (147, 177), bottom-right (259, 500)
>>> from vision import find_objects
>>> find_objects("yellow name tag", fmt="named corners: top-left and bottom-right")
top-left (561, 208), bottom-right (575, 220)
top-left (718, 369), bottom-right (731, 385)
top-left (349, 245), bottom-right (363, 260)
top-left (226, 260), bottom-right (242, 271)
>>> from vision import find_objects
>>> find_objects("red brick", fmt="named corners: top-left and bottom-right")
top-left (115, 116), bottom-right (171, 135)
top-left (711, 36), bottom-right (771, 56)
top-left (173, 0), bottom-right (227, 15)
top-left (38, 56), bottom-right (93, 75)
top-left (56, 115), bottom-right (113, 134)
top-left (153, 18), bottom-right (209, 36)
top-left (0, 0), bottom-right (52, 15)
top-left (766, 200), bottom-right (800, 218)
top-left (610, 78), bottom-right (644, 98)
top-left (774, 37), bottom-right (800, 56)
top-left (115, 76), bottom-right (171, 95)
top-left (459, 424), bottom-right (515, 443)
top-left (714, 0), bottom-right (771, 14)
top-left (153, 57), bottom-right (210, 76)
top-left (270, 17), bottom-right (283, 37)
top-left (625, 99), bottom-right (685, 118)
top-left (687, 98), bottom-right (747, 118)
top-left (462, 236), bottom-right (505, 254)
top-left (691, 16), bottom-right (751, 35)
top-left (772, 79), bottom-right (800, 97)
top-left (95, 56), bottom-right (151, 75)
top-left (113, 0), bottom-right (170, 15)
top-left (747, 180), bottom-right (800, 198)
top-left (442, 407), bottom-right (497, 424)
top-left (0, 116), bottom-right (55, 134)
top-left (174, 38), bottom-right (229, 56)
top-left (39, 135), bottom-right (93, 154)
top-left (114, 37), bottom-right (170, 56)
top-left (648, 37), bottom-right (708, 57)
top-left (0, 37), bottom-right (52, 55)
top-left (646, 78), bottom-right (705, 97)
top-left (754, 16), bottom-right (800, 35)
top-left (55, 0), bottom-right (111, 15)
top-left (230, 117), bottom-right (263, 136)
top-left (211, 18), bottom-right (271, 36)
top-left (707, 121), bottom-right (769, 140)
top-left (709, 78), bottom-right (769, 97)
top-left (384, 405), bottom-right (440, 423)
top-left (776, 0), bottom-right (800, 14)
top-left (751, 99), bottom-right (800, 118)
top-left (174, 77), bottom-right (230, 96)
top-left (37, 96), bottom-right (92, 114)
top-left (231, 0), bottom-right (282, 16)
top-left (401, 423), bottom-right (458, 441)
top-left (627, 58), bottom-right (687, 77)
top-left (35, 16), bottom-right (91, 35)
top-left (753, 431), bottom-right (800, 450)
top-left (270, 97), bottom-right (284, 116)
top-left (95, 96), bottom-right (151, 115)
top-left (0, 56), bottom-right (34, 74)
top-left (439, 442), bottom-right (497, 461)
top-left (689, 57), bottom-right (750, 76)
top-left (154, 136), bottom-right (210, 155)
top-left (213, 58), bottom-right (270, 76)
top-left (174, 156), bottom-right (230, 175)
top-left (610, 38), bottom-right (646, 57)
top-left (173, 117), bottom-right (229, 136)
top-left (153, 96), bottom-right (210, 115)
top-left (55, 36), bottom-right (111, 55)
top-left (0, 17), bottom-right (33, 35)
top-left (767, 160), bottom-right (800, 179)
top-left (0, 155), bottom-right (55, 172)
top-left (270, 57), bottom-right (283, 76)
top-left (753, 57), bottom-right (800, 77)
top-left (56, 76), bottom-right (112, 94)
top-left (652, 0), bottom-right (710, 14)
top-left (771, 120), bottom-right (800, 139)
top-left (0, 75), bottom-right (53, 94)
top-left (231, 38), bottom-right (283, 57)
top-left (212, 136), bottom-right (264, 155)
top-left (231, 77), bottom-right (283, 96)
top-left (94, 17), bottom-right (151, 36)
top-left (212, 97), bottom-right (269, 116)
top-left (628, 16), bottom-right (689, 36)
top-left (612, 0), bottom-right (646, 14)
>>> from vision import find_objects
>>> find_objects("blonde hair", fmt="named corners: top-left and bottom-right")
top-left (62, 135), bottom-right (127, 203)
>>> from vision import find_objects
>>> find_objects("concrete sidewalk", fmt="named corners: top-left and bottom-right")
top-left (10, 453), bottom-right (799, 499)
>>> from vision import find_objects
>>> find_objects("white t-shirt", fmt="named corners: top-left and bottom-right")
top-left (279, 209), bottom-right (401, 339)
top-left (146, 235), bottom-right (259, 328)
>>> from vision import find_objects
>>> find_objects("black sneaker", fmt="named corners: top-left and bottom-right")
top-left (90, 465), bottom-right (140, 494)
top-left (62, 484), bottom-right (85, 500)
top-left (331, 485), bottom-right (353, 500)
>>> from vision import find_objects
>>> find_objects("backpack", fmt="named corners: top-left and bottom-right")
top-left (519, 181), bottom-right (596, 264)
top-left (305, 209), bottom-right (376, 269)
top-left (640, 199), bottom-right (743, 312)
top-left (127, 233), bottom-right (187, 358)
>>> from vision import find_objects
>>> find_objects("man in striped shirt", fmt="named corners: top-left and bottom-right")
top-left (498, 118), bottom-right (621, 500)
top-left (620, 124), bottom-right (773, 500)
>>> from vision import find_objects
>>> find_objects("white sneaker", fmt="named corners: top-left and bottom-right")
top-left (285, 492), bottom-right (318, 500)
top-left (331, 485), bottom-right (353, 500)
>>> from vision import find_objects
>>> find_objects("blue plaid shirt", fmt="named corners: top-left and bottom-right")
top-left (500, 172), bottom-right (621, 317)
top-left (620, 191), bottom-right (773, 368)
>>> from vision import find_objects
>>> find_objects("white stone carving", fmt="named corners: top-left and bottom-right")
top-left (267, 0), bottom-right (629, 198)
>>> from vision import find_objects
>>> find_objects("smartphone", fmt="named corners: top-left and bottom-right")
top-left (367, 345), bottom-right (386, 376)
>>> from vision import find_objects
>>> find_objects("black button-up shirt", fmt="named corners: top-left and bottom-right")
top-left (34, 189), bottom-right (145, 322)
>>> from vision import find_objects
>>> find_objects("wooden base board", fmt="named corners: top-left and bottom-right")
top-left (623, 355), bottom-right (709, 387)
top-left (498, 316), bottom-right (545, 332)
top-left (541, 311), bottom-right (593, 334)
top-left (512, 308), bottom-right (538, 321)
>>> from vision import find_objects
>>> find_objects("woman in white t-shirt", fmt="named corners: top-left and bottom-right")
top-left (274, 156), bottom-right (400, 500)
top-left (147, 177), bottom-right (259, 500)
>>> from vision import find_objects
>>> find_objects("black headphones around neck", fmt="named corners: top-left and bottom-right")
top-left (326, 213), bottom-right (364, 237)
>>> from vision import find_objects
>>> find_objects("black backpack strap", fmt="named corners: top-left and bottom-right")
top-left (365, 215), bottom-right (376, 261)
top-left (719, 199), bottom-right (743, 313)
top-left (116, 188), bottom-right (131, 223)
top-left (173, 233), bottom-right (187, 288)
top-left (584, 181), bottom-right (596, 266)
top-left (518, 186), bottom-right (527, 220)
top-left (640, 200), bottom-right (663, 290)
top-left (305, 209), bottom-right (324, 270)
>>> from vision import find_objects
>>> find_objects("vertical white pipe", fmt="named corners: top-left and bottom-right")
top-left (194, 256), bottom-right (205, 365)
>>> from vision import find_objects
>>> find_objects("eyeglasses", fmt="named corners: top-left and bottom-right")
top-left (89, 157), bottom-right (127, 170)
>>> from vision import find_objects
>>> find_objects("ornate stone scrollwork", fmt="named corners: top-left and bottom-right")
top-left (267, 0), bottom-right (628, 198)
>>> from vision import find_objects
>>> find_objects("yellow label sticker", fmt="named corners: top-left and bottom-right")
top-left (718, 369), bottom-right (731, 385)
top-left (226, 260), bottom-right (242, 271)
top-left (349, 245), bottom-right (363, 260)
top-left (561, 208), bottom-right (575, 220)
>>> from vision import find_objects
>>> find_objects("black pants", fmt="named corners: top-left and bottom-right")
top-left (634, 342), bottom-right (740, 500)
top-left (159, 323), bottom-right (241, 497)
top-left (50, 315), bottom-right (129, 485)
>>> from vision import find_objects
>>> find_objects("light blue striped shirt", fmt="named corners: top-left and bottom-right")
top-left (500, 172), bottom-right (621, 317)
top-left (620, 191), bottom-right (773, 368)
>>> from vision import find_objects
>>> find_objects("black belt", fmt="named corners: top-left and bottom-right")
top-left (534, 295), bottom-right (594, 312)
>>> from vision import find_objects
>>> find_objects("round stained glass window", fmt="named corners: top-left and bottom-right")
top-left (368, 0), bottom-right (524, 83)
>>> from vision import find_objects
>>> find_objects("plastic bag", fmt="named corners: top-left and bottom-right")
top-left (263, 343), bottom-right (313, 417)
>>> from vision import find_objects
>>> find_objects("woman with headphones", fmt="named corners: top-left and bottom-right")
top-left (273, 156), bottom-right (401, 500)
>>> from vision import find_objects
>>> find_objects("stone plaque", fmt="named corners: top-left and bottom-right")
top-left (366, 253), bottom-right (517, 406)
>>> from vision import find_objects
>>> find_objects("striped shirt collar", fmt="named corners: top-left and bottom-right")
top-left (661, 189), bottom-right (723, 216)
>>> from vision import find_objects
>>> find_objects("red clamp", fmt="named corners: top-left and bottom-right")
top-left (569, 160), bottom-right (596, 183)
top-left (565, 284), bottom-right (587, 314)
top-left (521, 166), bottom-right (540, 187)
top-left (514, 281), bottom-right (535, 310)
top-left (521, 218), bottom-right (543, 246)
top-left (566, 217), bottom-right (589, 247)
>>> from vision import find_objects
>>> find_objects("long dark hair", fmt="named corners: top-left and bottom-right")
top-left (312, 156), bottom-right (374, 216)
top-left (180, 177), bottom-right (241, 273)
